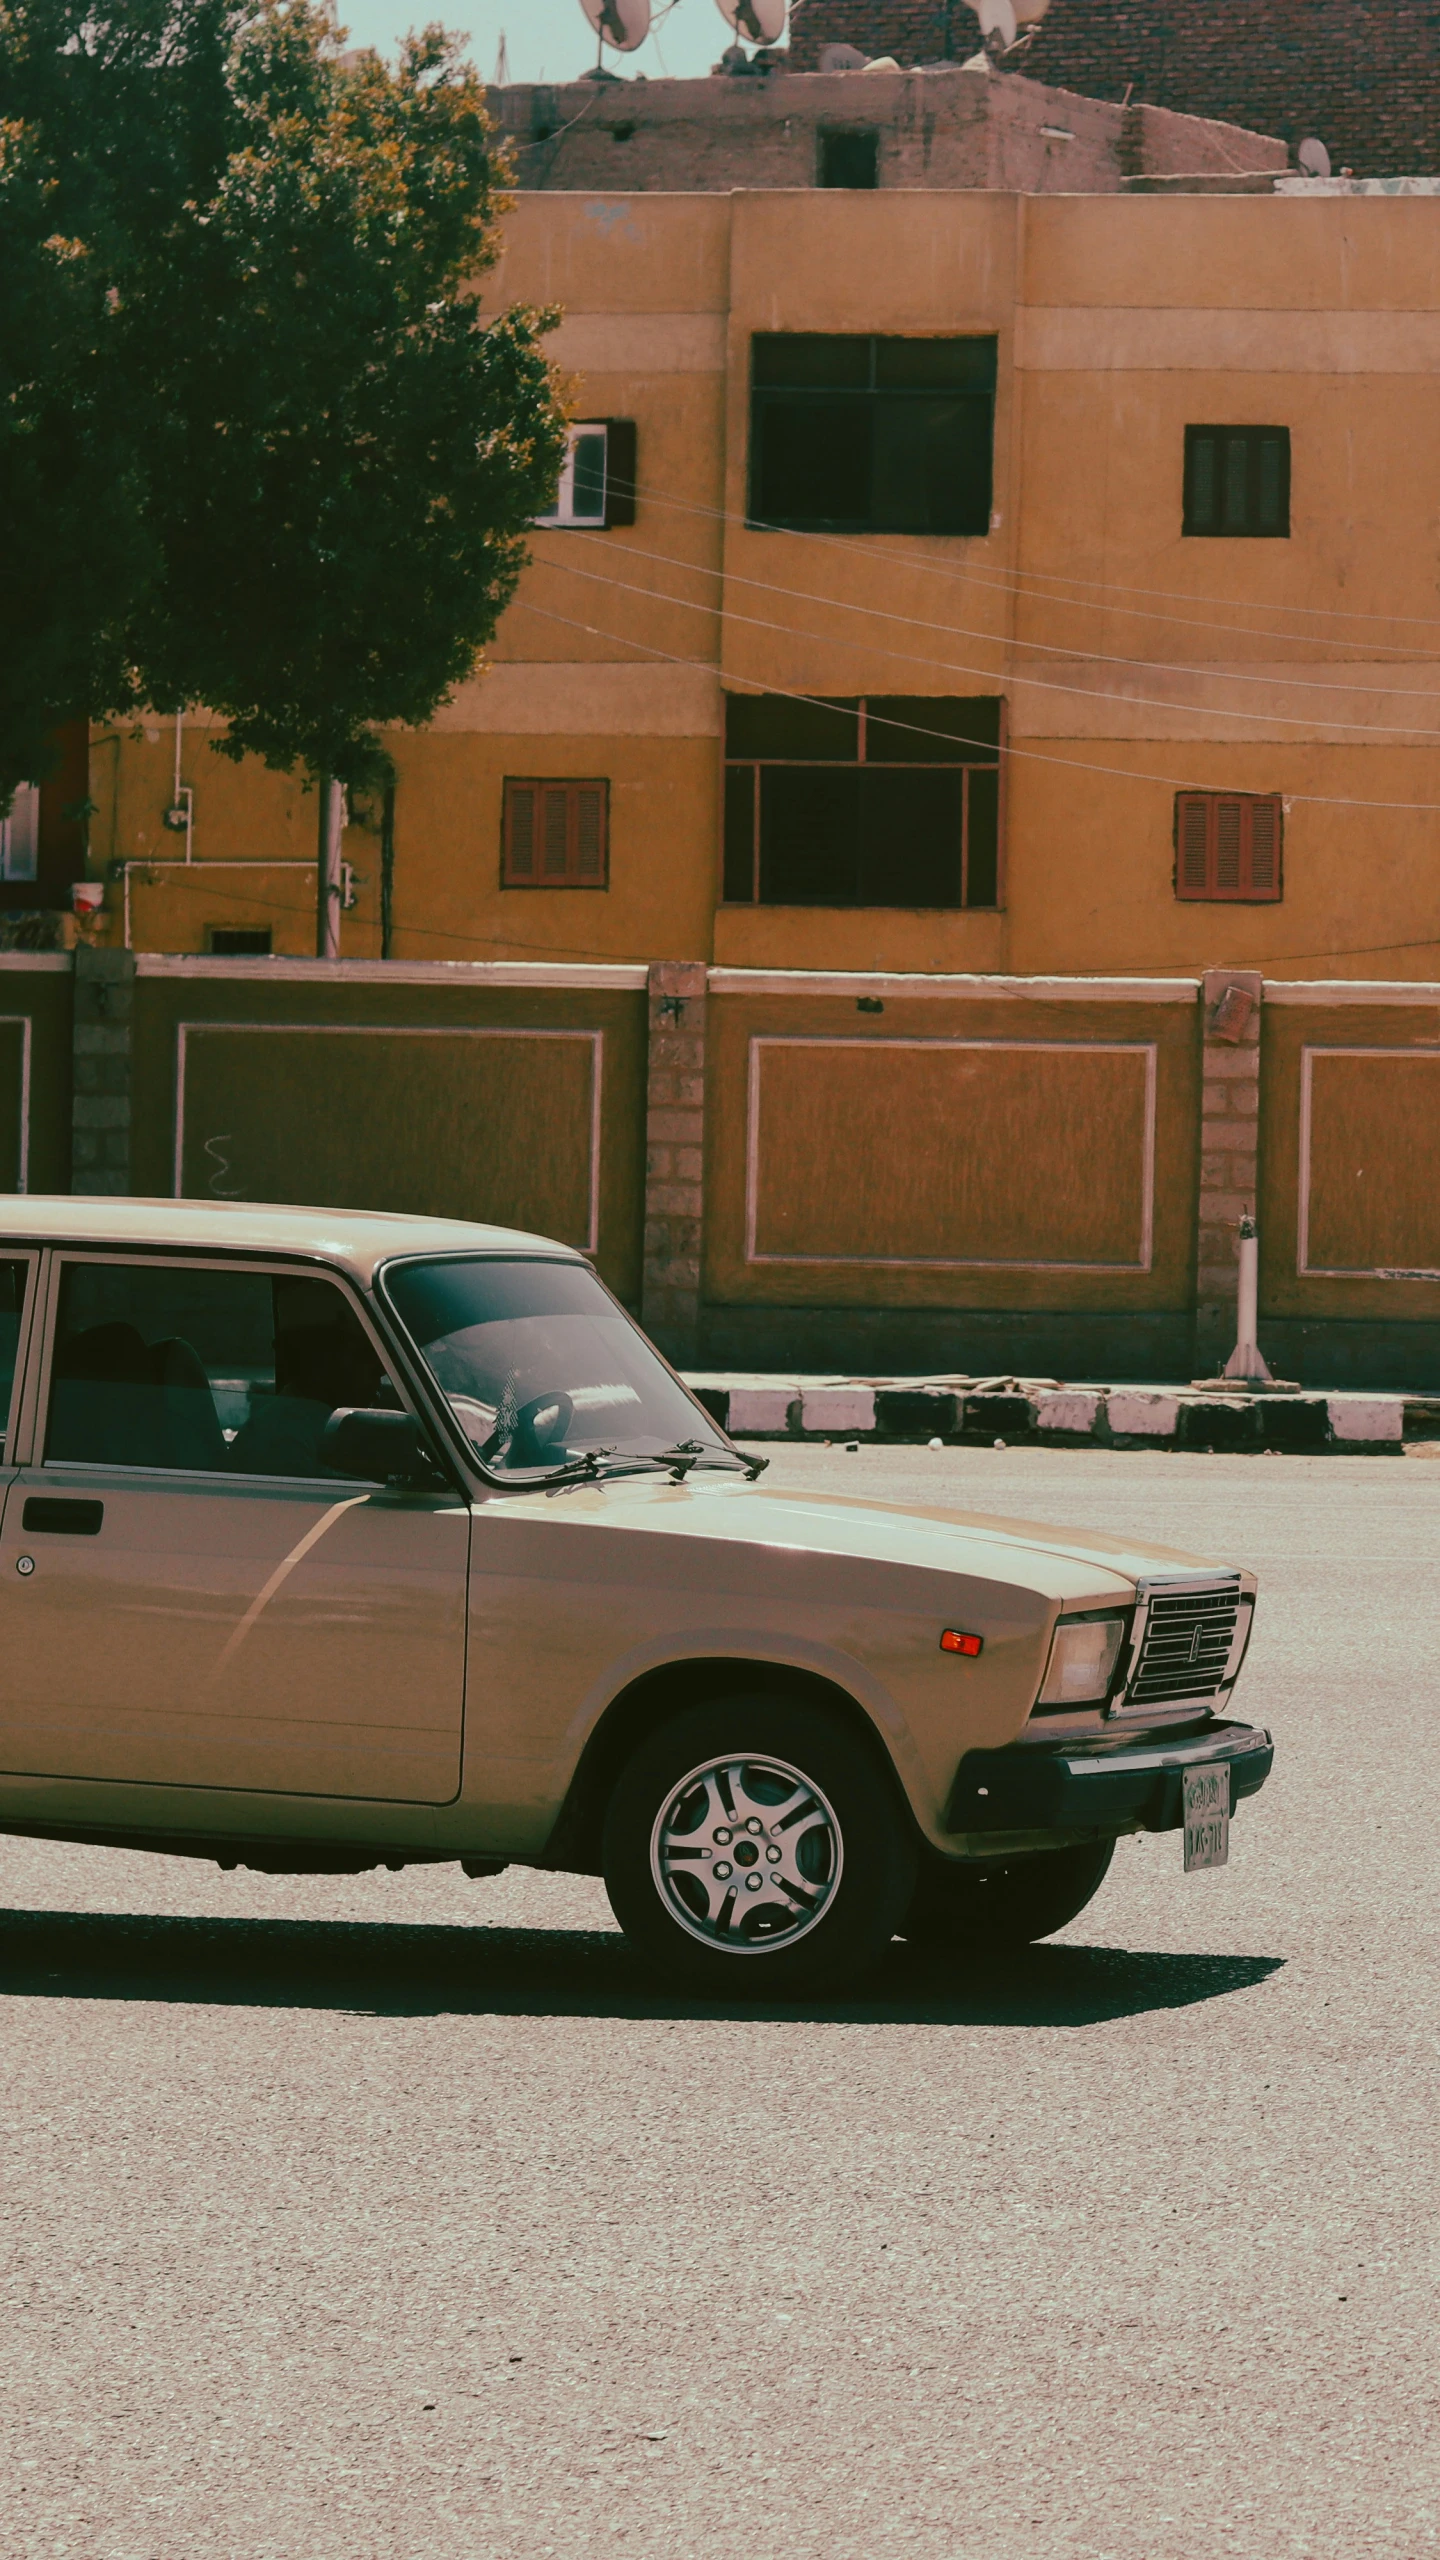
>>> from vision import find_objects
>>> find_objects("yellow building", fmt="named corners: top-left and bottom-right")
top-left (95, 185), bottom-right (1440, 981)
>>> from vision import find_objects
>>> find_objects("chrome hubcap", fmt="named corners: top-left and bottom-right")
top-left (650, 1753), bottom-right (843, 1955)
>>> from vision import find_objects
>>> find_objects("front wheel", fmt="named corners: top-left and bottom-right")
top-left (901, 1837), bottom-right (1116, 1952)
top-left (602, 1697), bottom-right (916, 1995)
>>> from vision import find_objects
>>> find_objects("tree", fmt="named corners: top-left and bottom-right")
top-left (0, 1), bottom-right (567, 951)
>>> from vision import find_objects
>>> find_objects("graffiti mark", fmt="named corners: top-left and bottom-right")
top-left (203, 1133), bottom-right (241, 1198)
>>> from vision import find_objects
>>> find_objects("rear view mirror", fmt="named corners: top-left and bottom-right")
top-left (322, 1406), bottom-right (444, 1488)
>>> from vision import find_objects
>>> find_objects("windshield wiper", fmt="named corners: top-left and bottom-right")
top-left (513, 1441), bottom-right (768, 1497)
top-left (597, 1440), bottom-right (769, 1484)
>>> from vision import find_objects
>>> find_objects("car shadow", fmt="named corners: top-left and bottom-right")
top-left (0, 1907), bottom-right (1284, 2028)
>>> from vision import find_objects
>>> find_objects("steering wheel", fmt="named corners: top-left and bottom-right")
top-left (506, 1389), bottom-right (575, 1470)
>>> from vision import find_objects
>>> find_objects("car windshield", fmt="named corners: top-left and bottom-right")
top-left (382, 1255), bottom-right (729, 1478)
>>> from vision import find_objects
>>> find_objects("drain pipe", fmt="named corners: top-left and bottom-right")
top-left (163, 711), bottom-right (194, 859)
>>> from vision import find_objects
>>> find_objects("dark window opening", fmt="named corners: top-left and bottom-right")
top-left (1183, 427), bottom-right (1289, 537)
top-left (818, 128), bottom-right (879, 188)
top-left (1174, 791), bottom-right (1283, 901)
top-left (749, 334), bottom-right (996, 535)
top-left (723, 694), bottom-right (1002, 908)
top-left (207, 926), bottom-right (272, 956)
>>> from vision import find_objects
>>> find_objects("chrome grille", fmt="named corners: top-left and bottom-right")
top-left (1123, 1580), bottom-right (1243, 1709)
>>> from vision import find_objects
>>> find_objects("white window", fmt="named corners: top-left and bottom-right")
top-left (536, 423), bottom-right (610, 528)
top-left (0, 783), bottom-right (39, 884)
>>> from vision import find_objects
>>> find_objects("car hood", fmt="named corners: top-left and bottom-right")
top-left (487, 1470), bottom-right (1232, 1602)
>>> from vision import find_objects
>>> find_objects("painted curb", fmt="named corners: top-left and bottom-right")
top-left (684, 1374), bottom-right (1434, 1455)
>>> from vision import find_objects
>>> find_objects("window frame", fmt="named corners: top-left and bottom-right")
top-left (1182, 426), bottom-right (1290, 538)
top-left (502, 778), bottom-right (610, 891)
top-left (29, 1249), bottom-right (418, 1487)
top-left (0, 783), bottom-right (40, 884)
top-left (0, 1250), bottom-right (40, 1464)
top-left (721, 693), bottom-right (1006, 911)
top-left (747, 334), bottom-right (998, 536)
top-left (1173, 791), bottom-right (1284, 903)
top-left (534, 419), bottom-right (637, 531)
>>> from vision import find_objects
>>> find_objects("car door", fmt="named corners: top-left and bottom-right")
top-left (0, 1251), bottom-right (470, 1805)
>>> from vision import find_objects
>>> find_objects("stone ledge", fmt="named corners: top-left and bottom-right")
top-left (685, 1372), bottom-right (1425, 1454)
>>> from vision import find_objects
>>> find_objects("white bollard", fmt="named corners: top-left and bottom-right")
top-left (1223, 1211), bottom-right (1273, 1383)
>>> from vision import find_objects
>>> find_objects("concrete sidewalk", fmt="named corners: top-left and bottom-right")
top-left (682, 1372), bottom-right (1440, 1454)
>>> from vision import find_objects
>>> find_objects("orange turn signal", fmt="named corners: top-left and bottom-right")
top-left (940, 1628), bottom-right (983, 1658)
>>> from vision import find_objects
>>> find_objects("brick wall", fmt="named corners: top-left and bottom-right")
top-left (790, 0), bottom-right (1440, 177)
top-left (494, 64), bottom-right (1280, 193)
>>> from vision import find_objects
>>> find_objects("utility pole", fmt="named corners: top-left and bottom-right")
top-left (316, 775), bottom-right (344, 959)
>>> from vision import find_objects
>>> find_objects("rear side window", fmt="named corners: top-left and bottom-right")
top-left (45, 1260), bottom-right (396, 1478)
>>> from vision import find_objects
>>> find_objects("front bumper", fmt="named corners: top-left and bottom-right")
top-left (946, 1718), bottom-right (1274, 1836)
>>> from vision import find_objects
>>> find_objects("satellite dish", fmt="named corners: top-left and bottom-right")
top-left (1297, 137), bottom-right (1332, 177)
top-left (972, 0), bottom-right (1018, 47)
top-left (716, 0), bottom-right (788, 40)
top-left (820, 41), bottom-right (869, 70)
top-left (579, 0), bottom-right (651, 55)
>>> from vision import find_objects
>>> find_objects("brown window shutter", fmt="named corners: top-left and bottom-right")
top-left (602, 419), bottom-right (637, 527)
top-left (501, 779), bottom-right (609, 888)
top-left (503, 781), bottom-right (536, 883)
top-left (1174, 789), bottom-right (1282, 902)
top-left (541, 786), bottom-right (570, 878)
top-left (1215, 798), bottom-right (1244, 893)
top-left (574, 785), bottom-right (605, 880)
top-left (1246, 795), bottom-right (1282, 896)
top-left (1176, 794), bottom-right (1213, 898)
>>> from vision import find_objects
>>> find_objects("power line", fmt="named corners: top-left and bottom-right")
top-left (523, 559), bottom-right (1440, 784)
top-left (514, 591), bottom-right (1440, 812)
top-left (564, 523), bottom-right (1440, 714)
top-left (605, 470), bottom-right (1440, 648)
top-left (130, 820), bottom-right (1440, 975)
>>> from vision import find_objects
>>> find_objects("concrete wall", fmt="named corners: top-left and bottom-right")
top-left (90, 185), bottom-right (1440, 990)
top-left (6, 952), bottom-right (1439, 1387)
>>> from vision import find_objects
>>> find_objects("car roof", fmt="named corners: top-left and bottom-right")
top-left (0, 1196), bottom-right (583, 1288)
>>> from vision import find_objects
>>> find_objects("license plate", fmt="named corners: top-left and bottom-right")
top-left (1183, 1763), bottom-right (1230, 1872)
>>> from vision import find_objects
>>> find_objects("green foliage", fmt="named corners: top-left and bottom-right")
top-left (0, 0), bottom-right (567, 801)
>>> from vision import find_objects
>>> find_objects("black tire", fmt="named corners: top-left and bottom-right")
top-left (602, 1696), bottom-right (916, 1996)
top-left (901, 1836), bottom-right (1116, 1952)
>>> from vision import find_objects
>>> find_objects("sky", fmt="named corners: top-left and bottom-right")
top-left (334, 0), bottom-right (769, 86)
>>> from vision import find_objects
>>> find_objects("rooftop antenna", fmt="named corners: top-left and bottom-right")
top-left (579, 0), bottom-right (652, 68)
top-left (715, 0), bottom-right (789, 42)
top-left (493, 28), bottom-right (510, 84)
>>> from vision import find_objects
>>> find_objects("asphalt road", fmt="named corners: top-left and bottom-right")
top-left (4, 1446), bottom-right (1438, 2560)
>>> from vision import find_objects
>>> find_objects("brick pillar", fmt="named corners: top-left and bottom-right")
top-left (71, 945), bottom-right (136, 1196)
top-left (1194, 967), bottom-right (1263, 1376)
top-left (641, 960), bottom-right (707, 1363)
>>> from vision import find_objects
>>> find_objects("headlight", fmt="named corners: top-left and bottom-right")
top-left (1037, 1614), bottom-right (1128, 1707)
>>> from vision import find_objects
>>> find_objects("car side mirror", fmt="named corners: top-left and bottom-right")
top-left (322, 1406), bottom-right (445, 1489)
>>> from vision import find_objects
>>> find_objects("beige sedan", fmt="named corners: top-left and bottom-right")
top-left (0, 1200), bottom-right (1272, 1991)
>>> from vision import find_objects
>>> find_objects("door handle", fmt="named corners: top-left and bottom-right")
top-left (21, 1497), bottom-right (104, 1536)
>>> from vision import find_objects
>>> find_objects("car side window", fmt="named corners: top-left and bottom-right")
top-left (0, 1259), bottom-right (32, 1461)
top-left (45, 1261), bottom-right (395, 1479)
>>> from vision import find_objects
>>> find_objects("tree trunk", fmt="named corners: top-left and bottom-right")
top-left (316, 773), bottom-right (344, 959)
